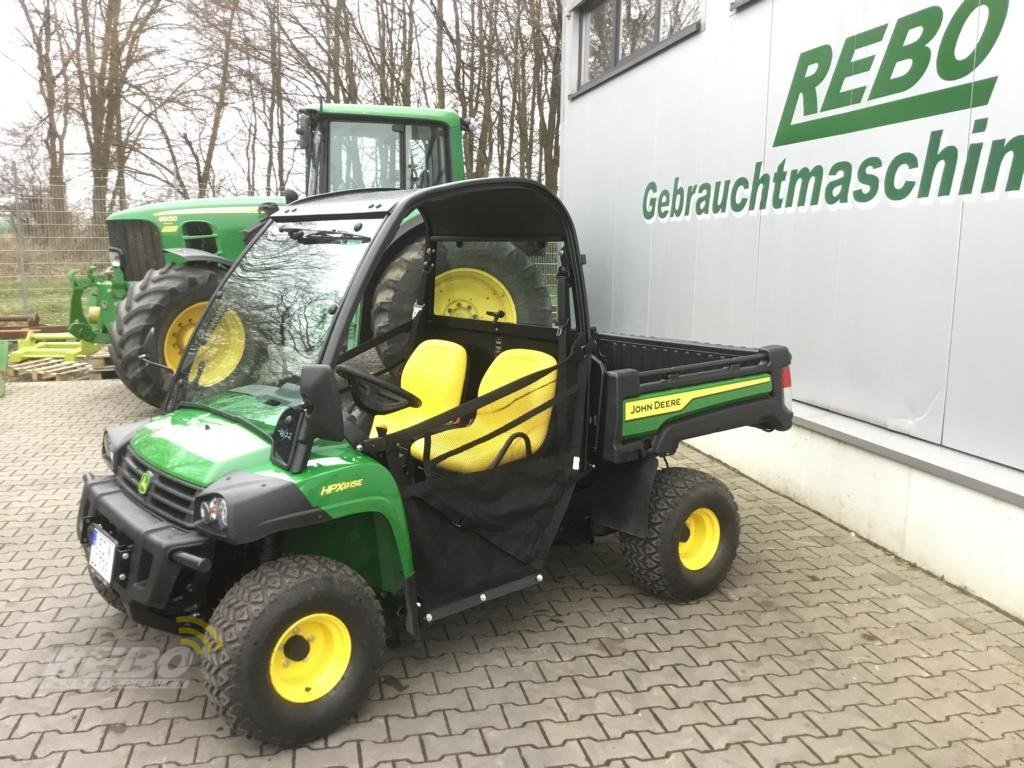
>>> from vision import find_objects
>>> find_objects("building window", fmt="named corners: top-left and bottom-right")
top-left (578, 0), bottom-right (702, 89)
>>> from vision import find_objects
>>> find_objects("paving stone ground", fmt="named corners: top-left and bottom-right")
top-left (2, 380), bottom-right (1024, 768)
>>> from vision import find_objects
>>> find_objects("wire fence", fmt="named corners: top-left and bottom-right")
top-left (0, 180), bottom-right (110, 324)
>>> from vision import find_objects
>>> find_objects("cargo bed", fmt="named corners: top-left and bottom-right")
top-left (591, 332), bottom-right (792, 463)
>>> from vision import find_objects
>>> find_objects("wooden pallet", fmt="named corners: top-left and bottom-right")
top-left (0, 314), bottom-right (64, 341)
top-left (8, 357), bottom-right (94, 381)
top-left (90, 346), bottom-right (118, 379)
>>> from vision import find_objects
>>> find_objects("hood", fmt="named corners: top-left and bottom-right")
top-left (129, 406), bottom-right (277, 487)
top-left (107, 195), bottom-right (285, 222)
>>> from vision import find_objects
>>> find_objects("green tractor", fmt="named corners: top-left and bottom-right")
top-left (79, 178), bottom-right (793, 745)
top-left (69, 104), bottom-right (550, 405)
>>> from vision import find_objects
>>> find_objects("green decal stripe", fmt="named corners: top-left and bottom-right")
top-left (774, 78), bottom-right (996, 147)
top-left (621, 376), bottom-right (773, 439)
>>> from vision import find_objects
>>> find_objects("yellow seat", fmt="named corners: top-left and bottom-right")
top-left (412, 348), bottom-right (557, 473)
top-left (371, 339), bottom-right (468, 436)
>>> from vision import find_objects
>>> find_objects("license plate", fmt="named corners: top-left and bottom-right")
top-left (88, 526), bottom-right (117, 585)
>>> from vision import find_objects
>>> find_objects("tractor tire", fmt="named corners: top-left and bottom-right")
top-left (202, 555), bottom-right (385, 747)
top-left (370, 237), bottom-right (553, 367)
top-left (108, 264), bottom-right (222, 407)
top-left (620, 467), bottom-right (740, 602)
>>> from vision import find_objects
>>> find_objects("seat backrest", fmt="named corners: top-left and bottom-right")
top-left (372, 339), bottom-right (468, 435)
top-left (476, 348), bottom-right (557, 446)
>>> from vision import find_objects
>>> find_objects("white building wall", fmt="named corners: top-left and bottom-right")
top-left (561, 0), bottom-right (1024, 616)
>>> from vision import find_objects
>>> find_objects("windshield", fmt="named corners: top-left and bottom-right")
top-left (315, 120), bottom-right (448, 193)
top-left (170, 217), bottom-right (381, 431)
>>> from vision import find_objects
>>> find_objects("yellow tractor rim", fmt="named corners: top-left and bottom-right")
top-left (268, 612), bottom-right (352, 704)
top-left (188, 309), bottom-right (246, 387)
top-left (162, 302), bottom-right (207, 371)
top-left (434, 268), bottom-right (518, 323)
top-left (677, 507), bottom-right (721, 571)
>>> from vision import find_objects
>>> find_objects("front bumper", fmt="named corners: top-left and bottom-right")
top-left (77, 473), bottom-right (211, 632)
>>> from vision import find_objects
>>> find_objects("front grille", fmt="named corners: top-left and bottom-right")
top-left (117, 448), bottom-right (199, 525)
top-left (107, 219), bottom-right (164, 281)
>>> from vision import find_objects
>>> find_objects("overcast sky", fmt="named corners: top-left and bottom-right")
top-left (0, 20), bottom-right (39, 133)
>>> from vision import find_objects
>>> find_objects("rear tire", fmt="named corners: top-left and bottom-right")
top-left (202, 555), bottom-right (385, 747)
top-left (370, 237), bottom-right (553, 367)
top-left (620, 467), bottom-right (739, 601)
top-left (108, 264), bottom-right (222, 407)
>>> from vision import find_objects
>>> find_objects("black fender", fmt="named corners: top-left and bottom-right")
top-left (568, 457), bottom-right (659, 538)
top-left (197, 471), bottom-right (328, 543)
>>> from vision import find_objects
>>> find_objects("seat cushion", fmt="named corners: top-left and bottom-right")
top-left (411, 348), bottom-right (557, 472)
top-left (372, 339), bottom-right (468, 436)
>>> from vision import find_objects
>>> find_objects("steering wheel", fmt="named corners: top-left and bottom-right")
top-left (334, 363), bottom-right (421, 415)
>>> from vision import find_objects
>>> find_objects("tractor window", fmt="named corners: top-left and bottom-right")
top-left (325, 120), bottom-right (449, 193)
top-left (432, 241), bottom-right (561, 329)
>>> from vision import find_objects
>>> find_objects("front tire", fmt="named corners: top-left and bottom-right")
top-left (620, 467), bottom-right (739, 601)
top-left (202, 555), bottom-right (385, 747)
top-left (108, 264), bottom-right (222, 406)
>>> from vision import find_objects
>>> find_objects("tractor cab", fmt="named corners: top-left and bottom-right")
top-left (297, 105), bottom-right (465, 195)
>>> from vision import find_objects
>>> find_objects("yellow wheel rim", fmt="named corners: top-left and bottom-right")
top-left (162, 302), bottom-right (207, 371)
top-left (434, 268), bottom-right (517, 323)
top-left (268, 612), bottom-right (352, 704)
top-left (677, 507), bottom-right (721, 571)
top-left (188, 309), bottom-right (246, 387)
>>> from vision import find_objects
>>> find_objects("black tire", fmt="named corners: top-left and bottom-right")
top-left (620, 467), bottom-right (739, 601)
top-left (89, 571), bottom-right (124, 613)
top-left (108, 264), bottom-right (222, 407)
top-left (202, 555), bottom-right (385, 747)
top-left (370, 237), bottom-right (553, 366)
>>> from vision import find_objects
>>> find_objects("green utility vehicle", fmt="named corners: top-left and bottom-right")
top-left (78, 178), bottom-right (793, 746)
top-left (70, 104), bottom-right (552, 406)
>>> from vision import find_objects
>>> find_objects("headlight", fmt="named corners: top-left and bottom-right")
top-left (101, 431), bottom-right (113, 468)
top-left (198, 496), bottom-right (229, 529)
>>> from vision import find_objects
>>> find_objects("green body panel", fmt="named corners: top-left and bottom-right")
top-left (128, 400), bottom-right (414, 582)
top-left (108, 196), bottom-right (280, 264)
top-left (621, 374), bottom-right (774, 439)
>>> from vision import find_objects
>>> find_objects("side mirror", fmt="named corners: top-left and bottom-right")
top-left (296, 113), bottom-right (311, 150)
top-left (283, 188), bottom-right (299, 204)
top-left (271, 364), bottom-right (345, 473)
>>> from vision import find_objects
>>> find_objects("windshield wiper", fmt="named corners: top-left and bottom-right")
top-left (281, 226), bottom-right (370, 244)
top-left (178, 401), bottom-right (272, 443)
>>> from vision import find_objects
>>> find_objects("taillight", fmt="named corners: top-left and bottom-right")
top-left (781, 366), bottom-right (793, 409)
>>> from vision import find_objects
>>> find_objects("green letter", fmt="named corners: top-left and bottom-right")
top-left (695, 184), bottom-right (712, 216)
top-left (822, 25), bottom-right (887, 111)
top-left (825, 162), bottom-right (853, 204)
top-left (854, 156), bottom-right (883, 203)
top-left (938, 0), bottom-right (1009, 81)
top-left (671, 178), bottom-right (686, 217)
top-left (731, 177), bottom-right (750, 212)
top-left (787, 165), bottom-right (824, 207)
top-left (885, 152), bottom-right (919, 200)
top-left (983, 136), bottom-right (1024, 193)
top-left (870, 7), bottom-right (942, 100)
top-left (919, 129), bottom-right (958, 197)
top-left (642, 182), bottom-right (658, 221)
top-left (774, 46), bottom-right (833, 145)
top-left (657, 189), bottom-right (671, 219)
top-left (772, 161), bottom-right (788, 209)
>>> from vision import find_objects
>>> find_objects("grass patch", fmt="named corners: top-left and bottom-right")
top-left (0, 277), bottom-right (70, 324)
